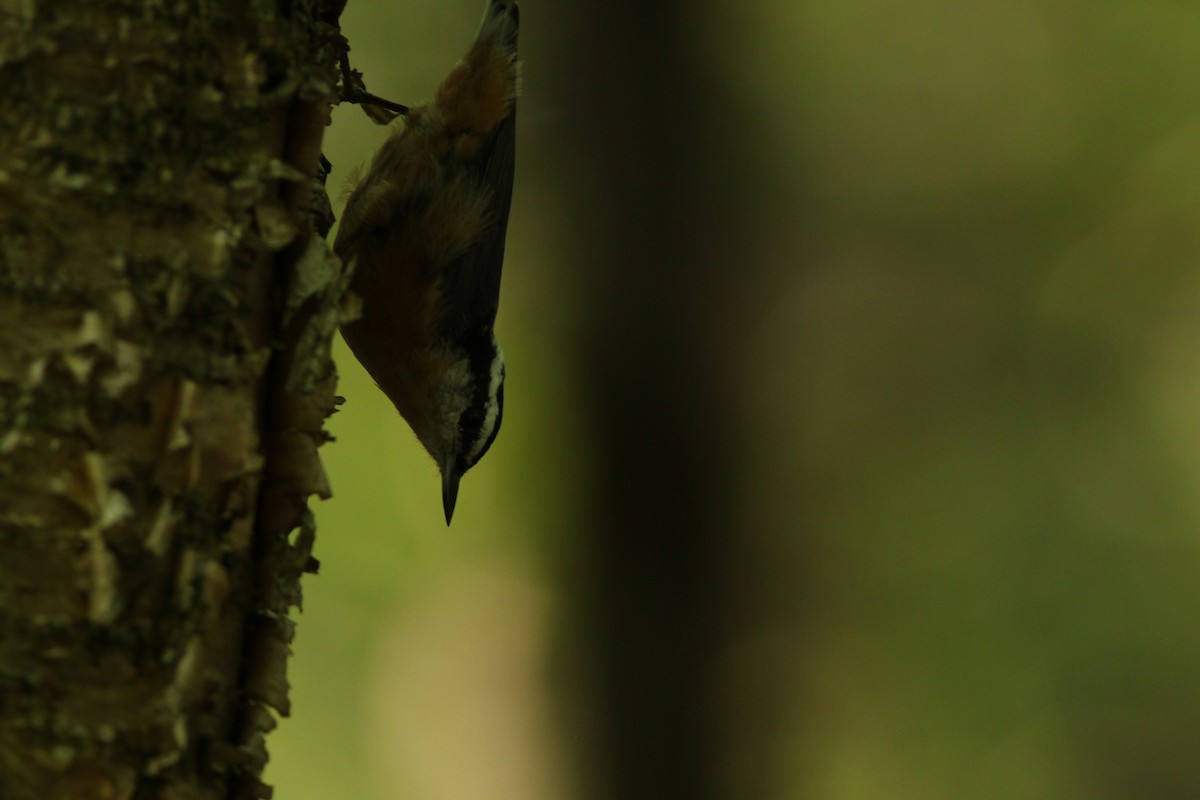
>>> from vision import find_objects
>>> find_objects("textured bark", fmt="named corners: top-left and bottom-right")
top-left (0, 1), bottom-right (346, 797)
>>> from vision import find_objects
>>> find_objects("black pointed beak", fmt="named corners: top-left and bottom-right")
top-left (442, 459), bottom-right (461, 525)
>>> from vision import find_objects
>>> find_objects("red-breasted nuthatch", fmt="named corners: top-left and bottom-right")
top-left (334, 0), bottom-right (519, 524)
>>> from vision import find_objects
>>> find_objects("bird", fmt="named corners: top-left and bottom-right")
top-left (333, 0), bottom-right (519, 524)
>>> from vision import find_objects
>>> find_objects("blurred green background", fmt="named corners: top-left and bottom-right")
top-left (266, 1), bottom-right (1200, 798)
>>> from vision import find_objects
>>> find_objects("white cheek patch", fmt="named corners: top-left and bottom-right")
top-left (436, 354), bottom-right (473, 455)
top-left (466, 345), bottom-right (504, 466)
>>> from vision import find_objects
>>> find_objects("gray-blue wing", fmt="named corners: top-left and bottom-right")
top-left (436, 107), bottom-right (517, 343)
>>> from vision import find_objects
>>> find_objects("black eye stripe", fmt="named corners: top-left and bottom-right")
top-left (464, 382), bottom-right (503, 471)
top-left (456, 337), bottom-right (504, 473)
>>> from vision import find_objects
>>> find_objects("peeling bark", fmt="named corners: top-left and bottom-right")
top-left (0, 1), bottom-right (347, 797)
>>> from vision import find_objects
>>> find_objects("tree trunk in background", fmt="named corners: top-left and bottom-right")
top-left (0, 2), bottom-right (345, 797)
top-left (550, 2), bottom-right (751, 798)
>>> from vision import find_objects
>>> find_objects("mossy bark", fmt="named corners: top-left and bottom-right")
top-left (0, 1), bottom-right (347, 797)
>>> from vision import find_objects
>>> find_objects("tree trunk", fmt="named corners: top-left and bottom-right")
top-left (549, 1), bottom-right (745, 796)
top-left (0, 1), bottom-right (345, 797)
